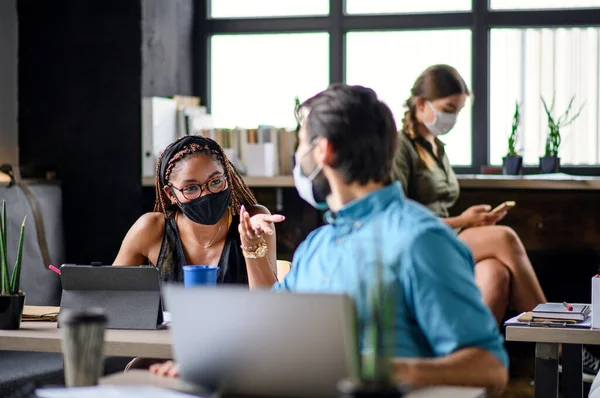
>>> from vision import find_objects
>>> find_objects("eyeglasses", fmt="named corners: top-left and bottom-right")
top-left (169, 175), bottom-right (228, 200)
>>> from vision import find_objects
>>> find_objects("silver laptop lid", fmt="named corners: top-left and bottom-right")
top-left (164, 285), bottom-right (360, 398)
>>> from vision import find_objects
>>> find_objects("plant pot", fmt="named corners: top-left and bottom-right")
top-left (337, 378), bottom-right (409, 397)
top-left (502, 156), bottom-right (523, 176)
top-left (0, 294), bottom-right (25, 330)
top-left (539, 156), bottom-right (560, 173)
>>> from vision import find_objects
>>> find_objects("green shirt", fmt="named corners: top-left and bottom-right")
top-left (391, 131), bottom-right (460, 218)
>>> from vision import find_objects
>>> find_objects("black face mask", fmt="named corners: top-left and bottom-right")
top-left (176, 188), bottom-right (231, 225)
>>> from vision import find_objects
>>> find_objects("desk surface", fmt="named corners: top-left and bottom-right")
top-left (5, 323), bottom-right (485, 397)
top-left (0, 321), bottom-right (172, 358)
top-left (506, 325), bottom-right (600, 345)
top-left (101, 370), bottom-right (486, 398)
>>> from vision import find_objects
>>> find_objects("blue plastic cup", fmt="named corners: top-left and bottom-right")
top-left (182, 265), bottom-right (218, 287)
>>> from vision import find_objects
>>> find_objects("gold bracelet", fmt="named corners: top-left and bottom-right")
top-left (240, 242), bottom-right (260, 251)
top-left (241, 240), bottom-right (267, 259)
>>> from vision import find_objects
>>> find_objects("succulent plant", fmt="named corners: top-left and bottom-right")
top-left (0, 200), bottom-right (26, 296)
top-left (542, 94), bottom-right (585, 157)
top-left (506, 101), bottom-right (520, 157)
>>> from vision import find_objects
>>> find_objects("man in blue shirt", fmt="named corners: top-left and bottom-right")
top-left (246, 84), bottom-right (508, 391)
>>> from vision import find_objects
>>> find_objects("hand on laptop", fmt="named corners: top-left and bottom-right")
top-left (149, 360), bottom-right (180, 378)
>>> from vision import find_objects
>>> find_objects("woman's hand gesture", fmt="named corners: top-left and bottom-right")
top-left (238, 205), bottom-right (285, 247)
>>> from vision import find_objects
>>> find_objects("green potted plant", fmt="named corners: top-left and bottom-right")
top-left (540, 94), bottom-right (585, 173)
top-left (0, 200), bottom-right (27, 330)
top-left (337, 247), bottom-right (408, 397)
top-left (502, 101), bottom-right (523, 176)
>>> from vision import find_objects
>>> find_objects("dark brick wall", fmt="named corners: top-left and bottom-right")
top-left (18, 0), bottom-right (193, 264)
top-left (142, 0), bottom-right (193, 98)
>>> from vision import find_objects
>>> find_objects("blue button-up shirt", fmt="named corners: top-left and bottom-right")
top-left (273, 182), bottom-right (508, 368)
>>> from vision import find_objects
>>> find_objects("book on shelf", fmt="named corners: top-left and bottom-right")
top-left (142, 95), bottom-right (298, 180)
top-left (142, 97), bottom-right (178, 178)
top-left (195, 126), bottom-right (297, 178)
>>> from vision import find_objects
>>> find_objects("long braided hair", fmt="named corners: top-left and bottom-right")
top-left (402, 64), bottom-right (470, 170)
top-left (154, 135), bottom-right (257, 218)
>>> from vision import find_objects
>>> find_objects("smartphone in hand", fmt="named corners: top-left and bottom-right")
top-left (490, 201), bottom-right (516, 214)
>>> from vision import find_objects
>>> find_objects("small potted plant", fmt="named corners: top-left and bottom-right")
top-left (502, 101), bottom-right (523, 175)
top-left (540, 94), bottom-right (585, 173)
top-left (337, 250), bottom-right (408, 397)
top-left (0, 200), bottom-right (27, 330)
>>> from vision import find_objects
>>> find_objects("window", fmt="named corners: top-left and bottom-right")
top-left (345, 0), bottom-right (471, 15)
top-left (210, 33), bottom-right (329, 128)
top-left (346, 30), bottom-right (473, 165)
top-left (489, 28), bottom-right (600, 166)
top-left (209, 0), bottom-right (329, 19)
top-left (201, 0), bottom-right (600, 172)
top-left (490, 0), bottom-right (600, 10)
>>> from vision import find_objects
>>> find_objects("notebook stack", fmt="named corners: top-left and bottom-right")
top-left (531, 302), bottom-right (591, 323)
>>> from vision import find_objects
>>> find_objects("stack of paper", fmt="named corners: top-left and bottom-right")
top-left (22, 305), bottom-right (59, 322)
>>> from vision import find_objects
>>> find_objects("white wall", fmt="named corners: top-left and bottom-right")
top-left (0, 0), bottom-right (18, 165)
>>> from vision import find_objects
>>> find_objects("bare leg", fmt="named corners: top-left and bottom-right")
top-left (474, 258), bottom-right (510, 324)
top-left (459, 225), bottom-right (546, 313)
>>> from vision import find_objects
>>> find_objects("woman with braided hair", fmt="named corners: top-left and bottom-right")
top-left (391, 64), bottom-right (547, 325)
top-left (113, 135), bottom-right (284, 286)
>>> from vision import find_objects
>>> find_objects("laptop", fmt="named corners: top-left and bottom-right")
top-left (59, 264), bottom-right (164, 329)
top-left (164, 285), bottom-right (360, 398)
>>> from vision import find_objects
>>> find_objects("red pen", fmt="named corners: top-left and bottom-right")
top-left (563, 301), bottom-right (573, 311)
top-left (48, 264), bottom-right (61, 276)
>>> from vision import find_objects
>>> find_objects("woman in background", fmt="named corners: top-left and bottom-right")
top-left (392, 64), bottom-right (546, 324)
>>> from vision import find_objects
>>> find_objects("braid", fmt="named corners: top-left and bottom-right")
top-left (153, 137), bottom-right (257, 218)
top-left (221, 156), bottom-right (258, 215)
top-left (154, 148), bottom-right (171, 215)
top-left (402, 97), bottom-right (435, 170)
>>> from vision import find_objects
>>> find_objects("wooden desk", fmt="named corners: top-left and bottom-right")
top-left (101, 370), bottom-right (487, 398)
top-left (0, 321), bottom-right (172, 359)
top-left (506, 325), bottom-right (600, 398)
top-left (4, 323), bottom-right (485, 397)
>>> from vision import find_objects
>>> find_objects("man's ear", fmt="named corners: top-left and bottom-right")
top-left (163, 186), bottom-right (177, 204)
top-left (313, 137), bottom-right (335, 166)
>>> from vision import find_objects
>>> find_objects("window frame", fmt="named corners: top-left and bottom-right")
top-left (195, 0), bottom-right (600, 174)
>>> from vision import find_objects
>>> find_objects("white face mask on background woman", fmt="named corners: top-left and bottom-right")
top-left (423, 101), bottom-right (457, 136)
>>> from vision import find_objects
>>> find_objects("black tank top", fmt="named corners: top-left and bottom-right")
top-left (155, 214), bottom-right (248, 285)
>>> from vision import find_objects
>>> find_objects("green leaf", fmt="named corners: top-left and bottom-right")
top-left (507, 100), bottom-right (520, 156)
top-left (1, 200), bottom-right (5, 255)
top-left (10, 216), bottom-right (26, 295)
top-left (0, 201), bottom-right (10, 294)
